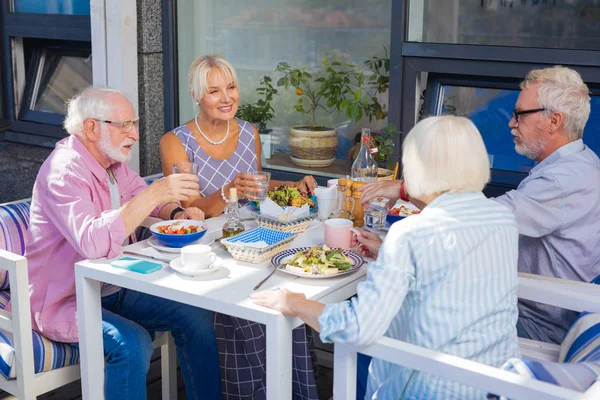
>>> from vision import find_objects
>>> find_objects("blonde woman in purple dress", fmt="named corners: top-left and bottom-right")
top-left (160, 54), bottom-right (321, 399)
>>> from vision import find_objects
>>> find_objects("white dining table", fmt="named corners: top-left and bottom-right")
top-left (74, 214), bottom-right (370, 400)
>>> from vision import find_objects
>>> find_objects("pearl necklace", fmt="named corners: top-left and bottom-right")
top-left (194, 112), bottom-right (230, 145)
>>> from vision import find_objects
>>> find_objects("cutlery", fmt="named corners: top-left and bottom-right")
top-left (253, 264), bottom-right (281, 290)
top-left (122, 251), bottom-right (170, 263)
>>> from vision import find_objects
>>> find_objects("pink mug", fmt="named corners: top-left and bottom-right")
top-left (324, 218), bottom-right (356, 250)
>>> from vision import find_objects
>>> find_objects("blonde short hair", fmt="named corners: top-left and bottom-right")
top-left (188, 54), bottom-right (238, 106)
top-left (402, 116), bottom-right (490, 198)
top-left (521, 66), bottom-right (590, 140)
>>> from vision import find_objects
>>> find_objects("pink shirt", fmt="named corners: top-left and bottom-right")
top-left (13, 135), bottom-right (163, 342)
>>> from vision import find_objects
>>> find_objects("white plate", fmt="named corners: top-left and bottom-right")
top-left (169, 256), bottom-right (224, 277)
top-left (148, 233), bottom-right (215, 253)
top-left (271, 247), bottom-right (365, 279)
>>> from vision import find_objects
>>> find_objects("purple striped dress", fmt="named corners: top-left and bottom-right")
top-left (173, 118), bottom-right (319, 400)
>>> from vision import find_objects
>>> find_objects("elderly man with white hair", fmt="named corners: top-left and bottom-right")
top-left (494, 66), bottom-right (600, 345)
top-left (251, 116), bottom-right (521, 399)
top-left (360, 66), bottom-right (600, 346)
top-left (11, 87), bottom-right (222, 399)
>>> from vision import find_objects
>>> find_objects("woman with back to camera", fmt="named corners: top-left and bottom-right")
top-left (252, 116), bottom-right (521, 399)
top-left (160, 54), bottom-right (321, 399)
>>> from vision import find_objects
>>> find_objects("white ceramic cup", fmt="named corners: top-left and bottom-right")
top-left (327, 178), bottom-right (339, 188)
top-left (180, 244), bottom-right (217, 270)
top-left (324, 218), bottom-right (356, 250)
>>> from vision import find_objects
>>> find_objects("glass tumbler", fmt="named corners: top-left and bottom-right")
top-left (252, 171), bottom-right (271, 201)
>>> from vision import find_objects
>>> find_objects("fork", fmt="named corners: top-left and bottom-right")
top-left (253, 264), bottom-right (280, 290)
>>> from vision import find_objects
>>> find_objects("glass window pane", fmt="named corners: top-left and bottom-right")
top-left (435, 85), bottom-right (536, 172)
top-left (30, 50), bottom-right (92, 114)
top-left (408, 0), bottom-right (600, 50)
top-left (177, 1), bottom-right (392, 176)
top-left (13, 0), bottom-right (90, 15)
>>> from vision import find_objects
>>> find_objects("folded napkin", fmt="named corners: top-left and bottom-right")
top-left (314, 185), bottom-right (337, 200)
top-left (259, 198), bottom-right (310, 221)
top-left (239, 240), bottom-right (269, 249)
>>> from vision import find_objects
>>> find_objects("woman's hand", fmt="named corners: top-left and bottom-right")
top-left (351, 229), bottom-right (383, 258)
top-left (174, 207), bottom-right (205, 221)
top-left (250, 288), bottom-right (306, 316)
top-left (228, 172), bottom-right (263, 200)
top-left (295, 175), bottom-right (319, 196)
top-left (360, 180), bottom-right (403, 208)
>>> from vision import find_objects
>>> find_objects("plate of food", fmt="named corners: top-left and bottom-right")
top-left (386, 205), bottom-right (421, 225)
top-left (249, 185), bottom-right (317, 213)
top-left (149, 220), bottom-right (207, 248)
top-left (271, 245), bottom-right (365, 279)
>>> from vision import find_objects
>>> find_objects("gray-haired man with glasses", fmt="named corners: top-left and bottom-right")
top-left (357, 66), bottom-right (600, 346)
top-left (494, 66), bottom-right (600, 345)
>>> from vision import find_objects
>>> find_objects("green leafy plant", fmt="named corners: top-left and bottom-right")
top-left (235, 76), bottom-right (278, 133)
top-left (372, 123), bottom-right (400, 170)
top-left (275, 50), bottom-right (390, 129)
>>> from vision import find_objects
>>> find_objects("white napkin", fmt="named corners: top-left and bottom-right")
top-left (259, 198), bottom-right (310, 221)
top-left (239, 240), bottom-right (269, 249)
top-left (314, 185), bottom-right (337, 200)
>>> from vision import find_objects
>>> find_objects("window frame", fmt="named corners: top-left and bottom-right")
top-left (19, 42), bottom-right (92, 128)
top-left (0, 1), bottom-right (91, 145)
top-left (394, 0), bottom-right (600, 193)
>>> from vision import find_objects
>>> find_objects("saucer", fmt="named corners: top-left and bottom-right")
top-left (169, 256), bottom-right (223, 277)
top-left (149, 233), bottom-right (215, 253)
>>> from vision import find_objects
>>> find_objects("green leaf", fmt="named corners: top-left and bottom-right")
top-left (353, 89), bottom-right (362, 103)
top-left (277, 77), bottom-right (285, 87)
top-left (340, 99), bottom-right (350, 110)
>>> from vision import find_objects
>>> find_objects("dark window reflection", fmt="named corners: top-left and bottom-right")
top-left (30, 49), bottom-right (92, 114)
top-left (13, 0), bottom-right (90, 15)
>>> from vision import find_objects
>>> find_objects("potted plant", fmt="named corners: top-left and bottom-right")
top-left (235, 76), bottom-right (278, 159)
top-left (275, 50), bottom-right (392, 168)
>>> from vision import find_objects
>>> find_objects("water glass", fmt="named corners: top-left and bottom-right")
top-left (172, 161), bottom-right (199, 176)
top-left (364, 198), bottom-right (388, 229)
top-left (252, 171), bottom-right (271, 201)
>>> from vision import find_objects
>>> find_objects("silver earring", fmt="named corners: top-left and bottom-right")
top-left (195, 101), bottom-right (199, 106)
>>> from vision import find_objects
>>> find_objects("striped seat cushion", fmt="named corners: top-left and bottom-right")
top-left (0, 201), bottom-right (32, 290)
top-left (0, 290), bottom-right (79, 379)
top-left (492, 313), bottom-right (600, 399)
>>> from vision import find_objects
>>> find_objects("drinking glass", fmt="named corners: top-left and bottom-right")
top-left (172, 161), bottom-right (199, 176)
top-left (252, 171), bottom-right (271, 201)
top-left (364, 197), bottom-right (388, 229)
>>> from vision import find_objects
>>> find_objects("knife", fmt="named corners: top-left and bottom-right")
top-left (122, 250), bottom-right (172, 263)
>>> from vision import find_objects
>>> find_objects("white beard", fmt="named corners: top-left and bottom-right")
top-left (99, 125), bottom-right (133, 163)
top-left (513, 129), bottom-right (547, 161)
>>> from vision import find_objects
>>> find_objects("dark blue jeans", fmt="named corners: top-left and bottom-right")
top-left (357, 353), bottom-right (371, 400)
top-left (98, 288), bottom-right (222, 400)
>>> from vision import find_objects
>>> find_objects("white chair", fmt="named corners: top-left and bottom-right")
top-left (333, 272), bottom-right (600, 400)
top-left (0, 249), bottom-right (177, 399)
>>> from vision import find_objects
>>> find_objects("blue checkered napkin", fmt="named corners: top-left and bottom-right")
top-left (222, 227), bottom-right (294, 246)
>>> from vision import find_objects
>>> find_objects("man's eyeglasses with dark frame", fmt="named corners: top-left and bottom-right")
top-left (95, 119), bottom-right (139, 133)
top-left (512, 108), bottom-right (546, 122)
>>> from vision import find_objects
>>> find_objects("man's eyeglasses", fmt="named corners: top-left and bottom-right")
top-left (512, 108), bottom-right (546, 122)
top-left (95, 119), bottom-right (139, 133)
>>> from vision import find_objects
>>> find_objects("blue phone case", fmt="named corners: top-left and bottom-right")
top-left (111, 257), bottom-right (162, 274)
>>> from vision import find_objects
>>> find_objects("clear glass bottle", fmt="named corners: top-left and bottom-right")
top-left (328, 177), bottom-right (354, 221)
top-left (351, 128), bottom-right (378, 182)
top-left (222, 188), bottom-right (246, 239)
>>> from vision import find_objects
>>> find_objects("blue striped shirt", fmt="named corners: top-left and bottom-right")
top-left (319, 192), bottom-right (521, 399)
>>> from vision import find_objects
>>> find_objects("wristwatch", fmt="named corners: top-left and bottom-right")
top-left (170, 206), bottom-right (185, 220)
